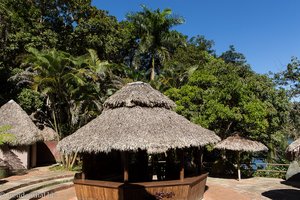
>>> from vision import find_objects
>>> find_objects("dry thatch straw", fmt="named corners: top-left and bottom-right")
top-left (0, 100), bottom-right (43, 146)
top-left (58, 82), bottom-right (220, 154)
top-left (103, 82), bottom-right (176, 110)
top-left (286, 138), bottom-right (300, 160)
top-left (40, 126), bottom-right (59, 141)
top-left (214, 134), bottom-right (268, 152)
top-left (215, 133), bottom-right (268, 181)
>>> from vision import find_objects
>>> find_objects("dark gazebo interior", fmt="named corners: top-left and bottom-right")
top-left (81, 148), bottom-right (203, 183)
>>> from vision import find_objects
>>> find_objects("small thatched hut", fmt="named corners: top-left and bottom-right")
top-left (58, 82), bottom-right (220, 200)
top-left (215, 134), bottom-right (268, 181)
top-left (286, 138), bottom-right (300, 160)
top-left (0, 100), bottom-right (43, 170)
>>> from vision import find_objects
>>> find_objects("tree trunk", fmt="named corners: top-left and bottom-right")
top-left (150, 56), bottom-right (155, 81)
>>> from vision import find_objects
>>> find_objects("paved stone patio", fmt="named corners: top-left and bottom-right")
top-left (2, 167), bottom-right (300, 200)
top-left (205, 177), bottom-right (300, 200)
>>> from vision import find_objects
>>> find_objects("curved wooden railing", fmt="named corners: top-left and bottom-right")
top-left (74, 173), bottom-right (208, 200)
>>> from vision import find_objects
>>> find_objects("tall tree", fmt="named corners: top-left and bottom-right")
top-left (166, 56), bottom-right (290, 160)
top-left (275, 57), bottom-right (300, 138)
top-left (154, 35), bottom-right (215, 91)
top-left (0, 0), bottom-right (125, 105)
top-left (127, 6), bottom-right (185, 80)
top-left (275, 57), bottom-right (300, 99)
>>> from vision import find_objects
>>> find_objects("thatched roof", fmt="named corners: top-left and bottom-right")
top-left (58, 82), bottom-right (220, 154)
top-left (286, 138), bottom-right (300, 160)
top-left (41, 126), bottom-right (59, 141)
top-left (214, 134), bottom-right (268, 152)
top-left (0, 100), bottom-right (43, 146)
top-left (103, 82), bottom-right (176, 110)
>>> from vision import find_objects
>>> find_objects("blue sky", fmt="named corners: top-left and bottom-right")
top-left (92, 0), bottom-right (300, 74)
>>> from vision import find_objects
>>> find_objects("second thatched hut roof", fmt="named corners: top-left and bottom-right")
top-left (58, 82), bottom-right (220, 154)
top-left (0, 100), bottom-right (43, 146)
top-left (286, 138), bottom-right (300, 160)
top-left (215, 134), bottom-right (268, 152)
top-left (40, 126), bottom-right (59, 141)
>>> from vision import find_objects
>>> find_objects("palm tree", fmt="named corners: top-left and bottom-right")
top-left (19, 48), bottom-right (115, 169)
top-left (127, 6), bottom-right (185, 80)
top-left (22, 48), bottom-right (112, 137)
top-left (24, 48), bottom-right (78, 136)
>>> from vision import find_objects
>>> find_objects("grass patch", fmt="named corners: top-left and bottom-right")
top-left (49, 164), bottom-right (82, 172)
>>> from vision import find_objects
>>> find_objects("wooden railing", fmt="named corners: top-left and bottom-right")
top-left (255, 163), bottom-right (289, 173)
top-left (203, 162), bottom-right (290, 174)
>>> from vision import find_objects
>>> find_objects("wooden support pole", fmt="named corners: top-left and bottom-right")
top-left (123, 152), bottom-right (129, 182)
top-left (180, 149), bottom-right (184, 181)
top-left (198, 147), bottom-right (203, 174)
top-left (237, 151), bottom-right (241, 181)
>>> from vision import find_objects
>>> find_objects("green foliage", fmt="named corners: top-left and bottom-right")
top-left (49, 162), bottom-right (82, 172)
top-left (0, 0), bottom-right (126, 104)
top-left (0, 125), bottom-right (15, 145)
top-left (153, 36), bottom-right (213, 92)
top-left (219, 45), bottom-right (247, 65)
top-left (274, 57), bottom-right (300, 138)
top-left (19, 48), bottom-right (116, 137)
top-left (253, 164), bottom-right (288, 179)
top-left (166, 56), bottom-right (290, 160)
top-left (17, 88), bottom-right (44, 113)
top-left (275, 57), bottom-right (300, 98)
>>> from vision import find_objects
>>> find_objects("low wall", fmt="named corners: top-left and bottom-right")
top-left (74, 173), bottom-right (208, 200)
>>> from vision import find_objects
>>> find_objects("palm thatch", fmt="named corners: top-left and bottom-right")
top-left (40, 126), bottom-right (59, 141)
top-left (286, 138), bottom-right (300, 160)
top-left (58, 82), bottom-right (220, 154)
top-left (215, 134), bottom-right (268, 152)
top-left (0, 100), bottom-right (43, 146)
top-left (103, 82), bottom-right (176, 110)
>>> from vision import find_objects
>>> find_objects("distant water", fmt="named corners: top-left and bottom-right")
top-left (250, 137), bottom-right (294, 170)
top-left (251, 158), bottom-right (266, 170)
top-left (288, 138), bottom-right (294, 145)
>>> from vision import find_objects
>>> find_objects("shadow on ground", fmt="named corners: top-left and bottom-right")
top-left (262, 189), bottom-right (300, 200)
top-left (281, 180), bottom-right (300, 189)
top-left (0, 180), bottom-right (8, 185)
top-left (205, 185), bottom-right (209, 192)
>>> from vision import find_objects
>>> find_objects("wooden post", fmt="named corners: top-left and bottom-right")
top-left (180, 149), bottom-right (184, 181)
top-left (123, 152), bottom-right (129, 182)
top-left (30, 143), bottom-right (37, 168)
top-left (237, 151), bottom-right (241, 181)
top-left (198, 147), bottom-right (203, 174)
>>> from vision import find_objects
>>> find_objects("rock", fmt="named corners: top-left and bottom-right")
top-left (286, 161), bottom-right (300, 181)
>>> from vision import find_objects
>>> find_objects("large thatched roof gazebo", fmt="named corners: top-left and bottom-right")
top-left (286, 138), bottom-right (300, 160)
top-left (58, 82), bottom-right (220, 200)
top-left (215, 133), bottom-right (268, 181)
top-left (0, 100), bottom-right (43, 170)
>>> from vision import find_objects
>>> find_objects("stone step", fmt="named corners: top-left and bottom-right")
top-left (0, 173), bottom-right (74, 195)
top-left (0, 177), bottom-right (73, 200)
top-left (19, 182), bottom-right (73, 200)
